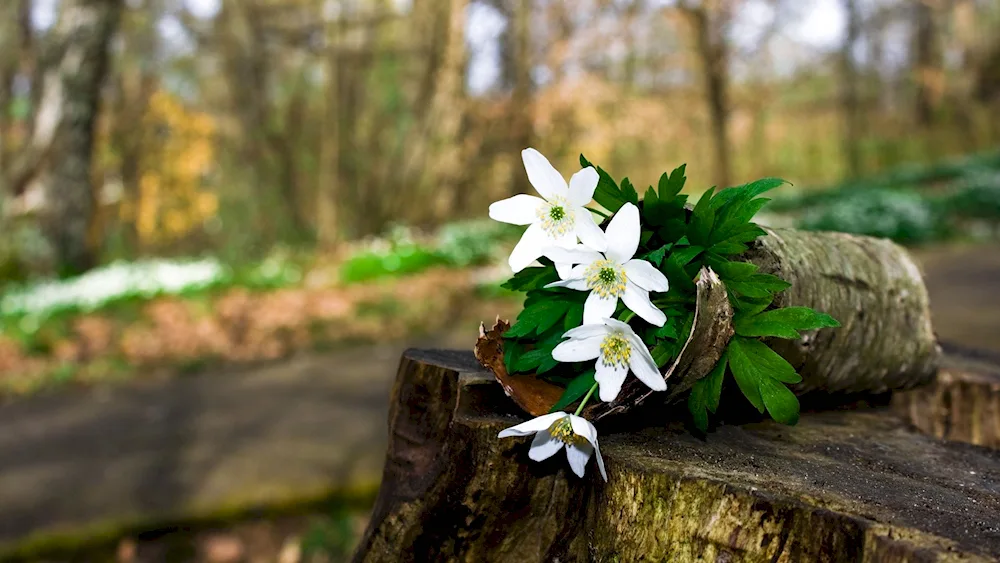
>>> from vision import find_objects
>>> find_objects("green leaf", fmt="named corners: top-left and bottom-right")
top-left (735, 307), bottom-right (841, 339)
top-left (669, 245), bottom-right (704, 267)
top-left (644, 245), bottom-right (669, 267)
top-left (730, 336), bottom-right (801, 384)
top-left (505, 299), bottom-right (570, 338)
top-left (501, 266), bottom-right (559, 292)
top-left (536, 353), bottom-right (559, 375)
top-left (759, 377), bottom-right (800, 425)
top-left (710, 178), bottom-right (787, 209)
top-left (581, 154), bottom-right (627, 213)
top-left (662, 254), bottom-right (697, 294)
top-left (563, 303), bottom-right (584, 332)
top-left (688, 188), bottom-right (716, 246)
top-left (745, 273), bottom-right (792, 293)
top-left (710, 241), bottom-right (748, 255)
top-left (726, 337), bottom-right (766, 412)
top-left (726, 280), bottom-right (775, 299)
top-left (719, 224), bottom-right (769, 244)
top-left (688, 385), bottom-right (710, 433)
top-left (659, 164), bottom-right (687, 199)
top-left (710, 198), bottom-right (771, 244)
top-left (621, 177), bottom-right (639, 205)
top-left (705, 256), bottom-right (758, 281)
top-left (514, 348), bottom-right (550, 372)
top-left (504, 339), bottom-right (525, 373)
top-left (654, 321), bottom-right (678, 340)
top-left (732, 295), bottom-right (773, 317)
top-left (550, 370), bottom-right (596, 412)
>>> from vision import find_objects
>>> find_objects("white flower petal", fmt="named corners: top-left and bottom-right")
top-left (624, 259), bottom-right (669, 292)
top-left (605, 202), bottom-right (641, 263)
top-left (507, 223), bottom-right (547, 272)
top-left (567, 167), bottom-right (599, 206)
top-left (602, 317), bottom-right (635, 334)
top-left (552, 335), bottom-right (603, 363)
top-left (562, 323), bottom-right (609, 340)
top-left (595, 361), bottom-right (629, 402)
top-left (574, 209), bottom-right (608, 252)
top-left (583, 291), bottom-right (618, 325)
top-left (522, 148), bottom-right (568, 200)
top-left (543, 245), bottom-right (603, 269)
top-left (488, 194), bottom-right (545, 225)
top-left (545, 277), bottom-right (589, 291)
top-left (497, 412), bottom-right (566, 438)
top-left (529, 430), bottom-right (565, 461)
top-left (555, 261), bottom-right (574, 280)
top-left (568, 415), bottom-right (606, 481)
top-left (629, 346), bottom-right (666, 392)
top-left (622, 282), bottom-right (666, 327)
top-left (551, 230), bottom-right (578, 248)
top-left (565, 441), bottom-right (594, 478)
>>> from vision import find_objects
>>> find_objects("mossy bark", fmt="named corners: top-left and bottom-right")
top-left (745, 228), bottom-right (940, 395)
top-left (354, 350), bottom-right (1000, 563)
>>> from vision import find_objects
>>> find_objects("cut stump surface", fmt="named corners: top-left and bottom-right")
top-left (355, 349), bottom-right (1000, 563)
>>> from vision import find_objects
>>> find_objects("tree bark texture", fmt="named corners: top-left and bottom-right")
top-left (478, 228), bottom-right (940, 421)
top-left (37, 0), bottom-right (122, 274)
top-left (353, 350), bottom-right (1000, 563)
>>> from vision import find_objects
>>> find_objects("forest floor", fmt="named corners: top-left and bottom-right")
top-left (0, 244), bottom-right (997, 562)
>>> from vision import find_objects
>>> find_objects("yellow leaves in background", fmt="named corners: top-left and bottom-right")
top-left (126, 90), bottom-right (219, 245)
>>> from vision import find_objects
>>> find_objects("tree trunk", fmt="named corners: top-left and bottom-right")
top-left (840, 0), bottom-right (863, 179)
top-left (35, 0), bottom-right (122, 275)
top-left (353, 349), bottom-right (1000, 562)
top-left (912, 0), bottom-right (940, 128)
top-left (682, 2), bottom-right (732, 189)
top-left (508, 0), bottom-right (534, 197)
top-left (316, 4), bottom-right (342, 248)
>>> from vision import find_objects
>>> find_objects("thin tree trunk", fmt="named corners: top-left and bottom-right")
top-left (682, 1), bottom-right (732, 188)
top-left (36, 0), bottom-right (122, 275)
top-left (912, 0), bottom-right (940, 128)
top-left (316, 6), bottom-right (341, 248)
top-left (508, 0), bottom-right (533, 197)
top-left (840, 0), bottom-right (863, 179)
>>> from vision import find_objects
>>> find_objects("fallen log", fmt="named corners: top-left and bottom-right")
top-left (353, 350), bottom-right (1000, 563)
top-left (477, 228), bottom-right (941, 421)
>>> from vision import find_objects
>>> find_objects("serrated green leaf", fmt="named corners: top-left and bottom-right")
top-left (710, 241), bottom-right (748, 255)
top-left (718, 223), bottom-right (768, 244)
top-left (657, 218), bottom-right (688, 244)
top-left (536, 353), bottom-right (559, 375)
top-left (550, 370), bottom-right (596, 412)
top-left (688, 188), bottom-right (716, 246)
top-left (581, 154), bottom-right (627, 213)
top-left (505, 298), bottom-right (570, 338)
top-left (563, 303), bottom-right (584, 331)
top-left (746, 273), bottom-right (792, 293)
top-left (705, 256), bottom-right (758, 281)
top-left (501, 266), bottom-right (559, 292)
top-left (759, 377), bottom-right (800, 425)
top-left (644, 245), bottom-right (669, 267)
top-left (621, 177), bottom-right (639, 204)
top-left (654, 321), bottom-right (678, 339)
top-left (659, 164), bottom-right (687, 199)
top-left (726, 337), bottom-right (766, 412)
top-left (730, 336), bottom-right (801, 384)
top-left (514, 348), bottom-right (550, 372)
top-left (726, 280), bottom-right (774, 298)
top-left (711, 198), bottom-right (771, 244)
top-left (711, 178), bottom-right (787, 209)
top-left (735, 307), bottom-right (840, 339)
top-left (669, 245), bottom-right (704, 267)
top-left (504, 339), bottom-right (525, 374)
top-left (662, 254), bottom-right (697, 294)
top-left (732, 295), bottom-right (773, 317)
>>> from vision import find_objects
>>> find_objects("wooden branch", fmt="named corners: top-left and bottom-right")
top-left (353, 350), bottom-right (1000, 562)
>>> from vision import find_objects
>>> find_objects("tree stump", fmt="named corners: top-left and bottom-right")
top-left (353, 349), bottom-right (1000, 563)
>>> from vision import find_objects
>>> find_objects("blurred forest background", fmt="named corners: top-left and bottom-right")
top-left (1, 0), bottom-right (999, 277)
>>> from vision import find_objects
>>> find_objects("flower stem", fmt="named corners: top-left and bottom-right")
top-left (588, 207), bottom-right (611, 220)
top-left (574, 382), bottom-right (600, 416)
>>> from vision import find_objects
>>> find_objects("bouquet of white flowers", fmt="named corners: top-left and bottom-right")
top-left (479, 149), bottom-right (840, 480)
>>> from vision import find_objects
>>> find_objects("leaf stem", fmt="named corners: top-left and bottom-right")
top-left (574, 382), bottom-right (600, 416)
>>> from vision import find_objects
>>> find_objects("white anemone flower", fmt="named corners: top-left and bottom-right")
top-left (552, 318), bottom-right (666, 403)
top-left (498, 412), bottom-right (607, 481)
top-left (544, 202), bottom-right (669, 326)
top-left (488, 148), bottom-right (607, 273)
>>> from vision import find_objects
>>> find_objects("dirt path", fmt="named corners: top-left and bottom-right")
top-left (0, 245), bottom-right (997, 556)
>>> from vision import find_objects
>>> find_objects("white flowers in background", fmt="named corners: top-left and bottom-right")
top-left (498, 412), bottom-right (607, 481)
top-left (0, 259), bottom-right (225, 318)
top-left (552, 318), bottom-right (665, 402)
top-left (545, 202), bottom-right (669, 326)
top-left (489, 148), bottom-right (607, 273)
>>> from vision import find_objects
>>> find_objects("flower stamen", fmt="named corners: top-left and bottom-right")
top-left (584, 259), bottom-right (627, 299)
top-left (548, 416), bottom-right (586, 446)
top-left (600, 333), bottom-right (632, 368)
top-left (536, 196), bottom-right (575, 238)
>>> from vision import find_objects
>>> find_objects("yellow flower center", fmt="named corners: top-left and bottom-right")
top-left (584, 259), bottom-right (627, 299)
top-left (537, 197), bottom-right (575, 238)
top-left (600, 333), bottom-right (632, 368)
top-left (548, 416), bottom-right (586, 446)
